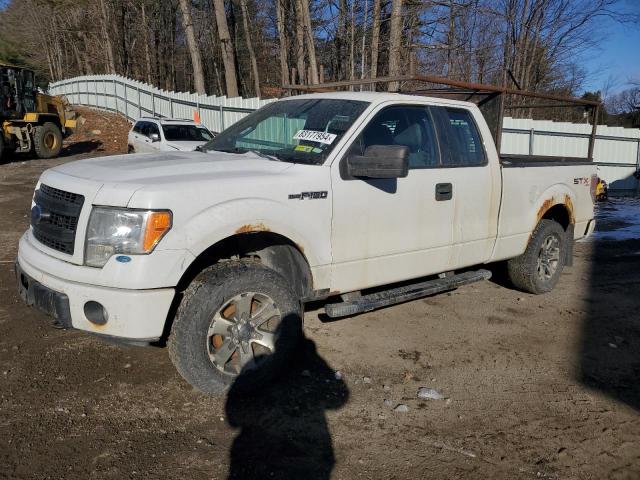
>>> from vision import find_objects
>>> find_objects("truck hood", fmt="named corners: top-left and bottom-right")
top-left (45, 151), bottom-right (294, 206)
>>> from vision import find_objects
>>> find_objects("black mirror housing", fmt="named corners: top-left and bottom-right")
top-left (347, 145), bottom-right (409, 179)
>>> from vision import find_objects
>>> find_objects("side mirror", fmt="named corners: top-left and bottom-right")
top-left (347, 145), bottom-right (409, 179)
top-left (150, 133), bottom-right (160, 142)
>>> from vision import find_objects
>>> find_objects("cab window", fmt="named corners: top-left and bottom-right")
top-left (133, 121), bottom-right (144, 134)
top-left (432, 107), bottom-right (486, 167)
top-left (147, 122), bottom-right (160, 138)
top-left (347, 105), bottom-right (440, 169)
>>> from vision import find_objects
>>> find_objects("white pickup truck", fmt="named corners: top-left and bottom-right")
top-left (15, 91), bottom-right (597, 394)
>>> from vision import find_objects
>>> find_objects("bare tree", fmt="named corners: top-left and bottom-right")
top-left (178, 0), bottom-right (206, 94)
top-left (99, 0), bottom-right (116, 73)
top-left (301, 0), bottom-right (318, 84)
top-left (276, 0), bottom-right (290, 85)
top-left (388, 0), bottom-right (403, 91)
top-left (370, 0), bottom-right (381, 80)
top-left (238, 0), bottom-right (261, 95)
top-left (213, 0), bottom-right (239, 97)
top-left (294, 0), bottom-right (306, 84)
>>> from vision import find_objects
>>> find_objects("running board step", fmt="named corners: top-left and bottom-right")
top-left (324, 269), bottom-right (492, 318)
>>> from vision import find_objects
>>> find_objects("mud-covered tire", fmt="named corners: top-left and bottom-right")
top-left (0, 134), bottom-right (4, 163)
top-left (33, 122), bottom-right (63, 159)
top-left (507, 219), bottom-right (567, 294)
top-left (168, 261), bottom-right (302, 395)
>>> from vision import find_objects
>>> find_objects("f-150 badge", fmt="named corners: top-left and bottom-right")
top-left (288, 191), bottom-right (328, 200)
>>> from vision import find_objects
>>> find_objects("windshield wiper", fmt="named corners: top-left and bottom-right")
top-left (246, 149), bottom-right (282, 162)
top-left (203, 147), bottom-right (247, 154)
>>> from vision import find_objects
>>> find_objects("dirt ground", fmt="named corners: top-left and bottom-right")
top-left (0, 110), bottom-right (639, 480)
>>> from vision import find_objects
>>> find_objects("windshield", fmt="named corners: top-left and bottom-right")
top-left (201, 99), bottom-right (370, 165)
top-left (162, 124), bottom-right (213, 142)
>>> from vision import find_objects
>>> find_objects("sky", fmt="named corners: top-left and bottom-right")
top-left (578, 0), bottom-right (640, 95)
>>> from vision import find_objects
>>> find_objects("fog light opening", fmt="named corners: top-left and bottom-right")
top-left (84, 301), bottom-right (108, 326)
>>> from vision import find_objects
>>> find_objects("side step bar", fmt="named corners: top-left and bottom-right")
top-left (324, 269), bottom-right (492, 318)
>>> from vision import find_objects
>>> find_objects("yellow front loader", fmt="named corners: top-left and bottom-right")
top-left (1, 63), bottom-right (79, 162)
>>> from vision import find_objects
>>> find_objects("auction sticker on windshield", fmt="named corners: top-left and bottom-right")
top-left (293, 130), bottom-right (337, 145)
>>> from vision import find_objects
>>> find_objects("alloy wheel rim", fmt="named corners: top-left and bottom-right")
top-left (206, 292), bottom-right (280, 375)
top-left (536, 234), bottom-right (560, 281)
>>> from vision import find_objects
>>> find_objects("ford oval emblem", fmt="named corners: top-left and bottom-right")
top-left (115, 255), bottom-right (132, 263)
top-left (31, 205), bottom-right (42, 224)
top-left (31, 205), bottom-right (50, 225)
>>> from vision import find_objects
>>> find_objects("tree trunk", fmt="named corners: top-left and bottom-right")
top-left (446, 0), bottom-right (455, 78)
top-left (370, 0), bottom-right (380, 81)
top-left (388, 0), bottom-right (403, 91)
top-left (239, 0), bottom-right (261, 96)
top-left (213, 0), bottom-right (239, 97)
top-left (276, 0), bottom-right (290, 86)
top-left (294, 0), bottom-right (306, 84)
top-left (140, 4), bottom-right (152, 83)
top-left (300, 0), bottom-right (318, 84)
top-left (99, 0), bottom-right (116, 73)
top-left (338, 0), bottom-right (347, 80)
top-left (349, 0), bottom-right (355, 84)
top-left (178, 0), bottom-right (206, 94)
top-left (360, 0), bottom-right (368, 81)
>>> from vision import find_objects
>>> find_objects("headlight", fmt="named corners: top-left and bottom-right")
top-left (85, 207), bottom-right (172, 267)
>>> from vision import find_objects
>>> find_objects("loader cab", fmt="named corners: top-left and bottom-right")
top-left (0, 64), bottom-right (36, 119)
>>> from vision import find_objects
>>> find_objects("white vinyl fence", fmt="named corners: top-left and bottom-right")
top-left (502, 117), bottom-right (640, 192)
top-left (50, 75), bottom-right (639, 192)
top-left (49, 74), bottom-right (274, 134)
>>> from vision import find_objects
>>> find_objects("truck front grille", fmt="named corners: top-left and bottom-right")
top-left (31, 184), bottom-right (84, 255)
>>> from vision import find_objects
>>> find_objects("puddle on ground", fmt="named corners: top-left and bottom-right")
top-left (590, 197), bottom-right (640, 241)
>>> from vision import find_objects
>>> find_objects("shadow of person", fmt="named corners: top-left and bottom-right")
top-left (580, 235), bottom-right (640, 411)
top-left (225, 332), bottom-right (349, 480)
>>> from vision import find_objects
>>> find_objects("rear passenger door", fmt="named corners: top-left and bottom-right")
top-left (430, 106), bottom-right (500, 267)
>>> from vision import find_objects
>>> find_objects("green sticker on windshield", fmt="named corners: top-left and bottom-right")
top-left (294, 145), bottom-right (314, 153)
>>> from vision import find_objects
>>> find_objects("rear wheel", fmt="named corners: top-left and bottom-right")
top-left (168, 261), bottom-right (302, 395)
top-left (507, 219), bottom-right (567, 294)
top-left (0, 134), bottom-right (4, 163)
top-left (33, 122), bottom-right (63, 159)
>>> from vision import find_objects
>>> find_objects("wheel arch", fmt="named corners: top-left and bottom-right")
top-left (176, 231), bottom-right (314, 300)
top-left (532, 185), bottom-right (576, 232)
top-left (158, 230), bottom-right (314, 345)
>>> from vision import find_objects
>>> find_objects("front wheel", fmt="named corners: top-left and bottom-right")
top-left (168, 261), bottom-right (302, 395)
top-left (507, 219), bottom-right (567, 294)
top-left (33, 122), bottom-right (63, 159)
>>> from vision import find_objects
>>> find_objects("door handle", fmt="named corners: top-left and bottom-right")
top-left (435, 183), bottom-right (453, 201)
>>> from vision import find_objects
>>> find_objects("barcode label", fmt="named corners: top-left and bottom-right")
top-left (293, 130), bottom-right (337, 145)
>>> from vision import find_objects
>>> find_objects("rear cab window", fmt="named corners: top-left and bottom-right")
top-left (431, 107), bottom-right (486, 167)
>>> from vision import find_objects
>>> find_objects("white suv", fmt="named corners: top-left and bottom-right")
top-left (127, 118), bottom-right (215, 153)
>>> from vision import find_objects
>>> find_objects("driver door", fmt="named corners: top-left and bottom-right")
top-left (330, 104), bottom-right (456, 293)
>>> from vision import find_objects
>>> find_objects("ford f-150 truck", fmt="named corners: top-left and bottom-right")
top-left (15, 88), bottom-right (597, 394)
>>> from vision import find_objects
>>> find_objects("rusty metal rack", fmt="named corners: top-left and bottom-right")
top-left (284, 74), bottom-right (600, 161)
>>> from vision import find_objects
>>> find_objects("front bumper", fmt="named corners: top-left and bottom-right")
top-left (16, 261), bottom-right (72, 329)
top-left (15, 255), bottom-right (176, 342)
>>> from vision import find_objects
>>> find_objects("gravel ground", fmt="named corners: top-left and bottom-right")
top-left (0, 110), bottom-right (639, 479)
